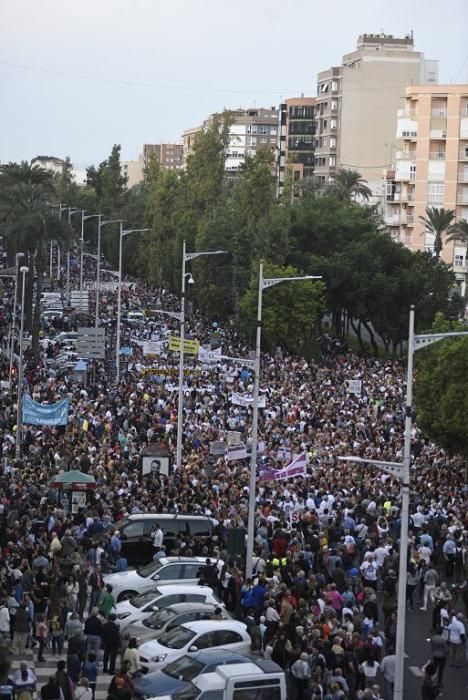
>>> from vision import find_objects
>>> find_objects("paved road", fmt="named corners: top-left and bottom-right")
top-left (403, 606), bottom-right (468, 698)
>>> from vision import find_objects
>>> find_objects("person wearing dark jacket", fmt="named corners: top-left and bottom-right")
top-left (84, 609), bottom-right (102, 657)
top-left (101, 614), bottom-right (121, 675)
top-left (40, 676), bottom-right (62, 700)
top-left (55, 660), bottom-right (72, 700)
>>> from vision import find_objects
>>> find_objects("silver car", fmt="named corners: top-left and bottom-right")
top-left (123, 602), bottom-right (233, 645)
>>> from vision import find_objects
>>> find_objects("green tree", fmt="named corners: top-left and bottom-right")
top-left (414, 314), bottom-right (468, 458)
top-left (419, 206), bottom-right (456, 259)
top-left (239, 261), bottom-right (325, 352)
top-left (327, 168), bottom-right (372, 202)
top-left (447, 218), bottom-right (468, 245)
top-left (0, 162), bottom-right (73, 355)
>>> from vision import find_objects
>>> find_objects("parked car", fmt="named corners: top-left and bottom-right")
top-left (114, 585), bottom-right (224, 628)
top-left (123, 603), bottom-right (233, 644)
top-left (123, 311), bottom-right (145, 326)
top-left (132, 649), bottom-right (260, 699)
top-left (139, 620), bottom-right (251, 674)
top-left (112, 514), bottom-right (214, 565)
top-left (41, 309), bottom-right (64, 321)
top-left (104, 556), bottom-right (223, 602)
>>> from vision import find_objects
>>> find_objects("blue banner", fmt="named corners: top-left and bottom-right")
top-left (22, 395), bottom-right (69, 426)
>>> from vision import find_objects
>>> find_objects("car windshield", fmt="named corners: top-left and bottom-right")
top-left (142, 607), bottom-right (175, 629)
top-left (137, 560), bottom-right (162, 578)
top-left (163, 655), bottom-right (204, 681)
top-left (158, 626), bottom-right (197, 650)
top-left (130, 590), bottom-right (161, 609)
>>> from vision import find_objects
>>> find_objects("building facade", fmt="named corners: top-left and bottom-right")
top-left (383, 85), bottom-right (468, 292)
top-left (121, 157), bottom-right (144, 187)
top-left (315, 33), bottom-right (438, 198)
top-left (143, 143), bottom-right (183, 171)
top-left (183, 108), bottom-right (278, 175)
top-left (277, 97), bottom-right (315, 197)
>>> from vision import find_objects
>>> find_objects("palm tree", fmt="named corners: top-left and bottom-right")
top-left (446, 218), bottom-right (468, 245)
top-left (0, 162), bottom-right (74, 357)
top-left (327, 168), bottom-right (372, 202)
top-left (418, 206), bottom-right (456, 259)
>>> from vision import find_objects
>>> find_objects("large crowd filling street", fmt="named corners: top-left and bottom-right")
top-left (0, 258), bottom-right (466, 700)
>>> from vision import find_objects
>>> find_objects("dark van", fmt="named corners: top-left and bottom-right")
top-left (115, 514), bottom-right (214, 566)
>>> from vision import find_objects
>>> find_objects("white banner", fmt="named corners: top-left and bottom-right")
top-left (198, 346), bottom-right (222, 363)
top-left (225, 443), bottom-right (248, 461)
top-left (346, 379), bottom-right (362, 396)
top-left (230, 392), bottom-right (266, 409)
top-left (143, 341), bottom-right (164, 356)
top-left (259, 453), bottom-right (308, 482)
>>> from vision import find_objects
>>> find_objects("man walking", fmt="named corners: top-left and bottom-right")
top-left (101, 613), bottom-right (120, 675)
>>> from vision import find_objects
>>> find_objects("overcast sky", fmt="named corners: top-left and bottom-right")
top-left (1, 0), bottom-right (467, 167)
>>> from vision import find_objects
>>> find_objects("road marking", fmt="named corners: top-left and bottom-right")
top-left (409, 666), bottom-right (423, 677)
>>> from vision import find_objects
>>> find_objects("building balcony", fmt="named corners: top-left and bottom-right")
top-left (459, 149), bottom-right (468, 161)
top-left (385, 214), bottom-right (414, 226)
top-left (396, 150), bottom-right (417, 161)
top-left (398, 108), bottom-right (416, 118)
top-left (429, 152), bottom-right (446, 160)
top-left (431, 109), bottom-right (447, 118)
top-left (457, 193), bottom-right (468, 204)
top-left (458, 173), bottom-right (468, 183)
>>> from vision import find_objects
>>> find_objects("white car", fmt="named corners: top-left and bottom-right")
top-left (114, 585), bottom-right (224, 628)
top-left (139, 620), bottom-right (251, 674)
top-left (104, 556), bottom-right (224, 602)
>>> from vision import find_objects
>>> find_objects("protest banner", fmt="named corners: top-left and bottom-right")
top-left (258, 452), bottom-right (308, 482)
top-left (23, 395), bottom-right (69, 426)
top-left (169, 336), bottom-right (200, 355)
top-left (230, 392), bottom-right (266, 409)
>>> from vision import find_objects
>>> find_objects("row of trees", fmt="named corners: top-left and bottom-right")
top-left (1, 122), bottom-right (464, 356)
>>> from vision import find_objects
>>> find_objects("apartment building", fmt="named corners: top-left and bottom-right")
top-left (383, 85), bottom-right (468, 292)
top-left (143, 143), bottom-right (183, 171)
top-left (277, 97), bottom-right (315, 197)
top-left (183, 108), bottom-right (278, 175)
top-left (121, 157), bottom-right (144, 187)
top-left (315, 33), bottom-right (438, 197)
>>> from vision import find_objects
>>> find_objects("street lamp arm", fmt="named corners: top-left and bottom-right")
top-left (149, 309), bottom-right (183, 322)
top-left (415, 331), bottom-right (468, 350)
top-left (262, 275), bottom-right (322, 290)
top-left (338, 455), bottom-right (404, 479)
top-left (185, 250), bottom-right (228, 261)
top-left (102, 219), bottom-right (123, 226)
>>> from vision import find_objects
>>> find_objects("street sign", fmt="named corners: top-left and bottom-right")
top-left (76, 327), bottom-right (106, 359)
top-left (70, 290), bottom-right (90, 312)
top-left (346, 379), bottom-right (362, 396)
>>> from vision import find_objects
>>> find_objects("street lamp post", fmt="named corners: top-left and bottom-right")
top-left (65, 208), bottom-right (82, 303)
top-left (15, 265), bottom-right (29, 460)
top-left (80, 213), bottom-right (100, 312)
top-left (339, 304), bottom-right (468, 700)
top-left (115, 226), bottom-right (150, 384)
top-left (245, 261), bottom-right (322, 580)
top-left (176, 241), bottom-right (227, 468)
top-left (8, 253), bottom-right (24, 391)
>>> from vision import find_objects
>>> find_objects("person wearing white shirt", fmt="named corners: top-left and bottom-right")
top-left (447, 613), bottom-right (466, 668)
top-left (152, 524), bottom-right (164, 550)
top-left (418, 545), bottom-right (432, 565)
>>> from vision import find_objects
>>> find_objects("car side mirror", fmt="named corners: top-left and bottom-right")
top-left (189, 646), bottom-right (198, 652)
top-left (152, 574), bottom-right (160, 581)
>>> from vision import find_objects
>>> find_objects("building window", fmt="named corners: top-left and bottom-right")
top-left (454, 254), bottom-right (465, 267)
top-left (247, 125), bottom-right (257, 135)
top-left (428, 182), bottom-right (444, 204)
top-left (248, 136), bottom-right (257, 146)
top-left (259, 125), bottom-right (268, 135)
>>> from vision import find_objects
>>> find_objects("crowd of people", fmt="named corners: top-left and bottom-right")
top-left (0, 258), bottom-right (466, 700)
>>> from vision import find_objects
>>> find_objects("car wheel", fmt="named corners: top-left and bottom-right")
top-left (117, 590), bottom-right (137, 602)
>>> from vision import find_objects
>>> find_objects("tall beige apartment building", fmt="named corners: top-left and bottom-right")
top-left (143, 143), bottom-right (183, 171)
top-left (383, 85), bottom-right (468, 293)
top-left (315, 33), bottom-right (438, 197)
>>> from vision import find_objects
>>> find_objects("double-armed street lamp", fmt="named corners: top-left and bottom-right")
top-left (245, 262), bottom-right (322, 580)
top-left (7, 252), bottom-right (24, 392)
top-left (15, 265), bottom-right (30, 460)
top-left (176, 241), bottom-right (227, 468)
top-left (114, 225), bottom-right (150, 384)
top-left (338, 304), bottom-right (468, 700)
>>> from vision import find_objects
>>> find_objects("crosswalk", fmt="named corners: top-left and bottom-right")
top-left (9, 648), bottom-right (113, 700)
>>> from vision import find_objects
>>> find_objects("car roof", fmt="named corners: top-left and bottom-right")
top-left (123, 513), bottom-right (212, 522)
top-left (159, 556), bottom-right (222, 565)
top-left (181, 620), bottom-right (247, 632)
top-left (159, 602), bottom-right (219, 613)
top-left (191, 649), bottom-right (253, 664)
top-left (137, 584), bottom-right (214, 596)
